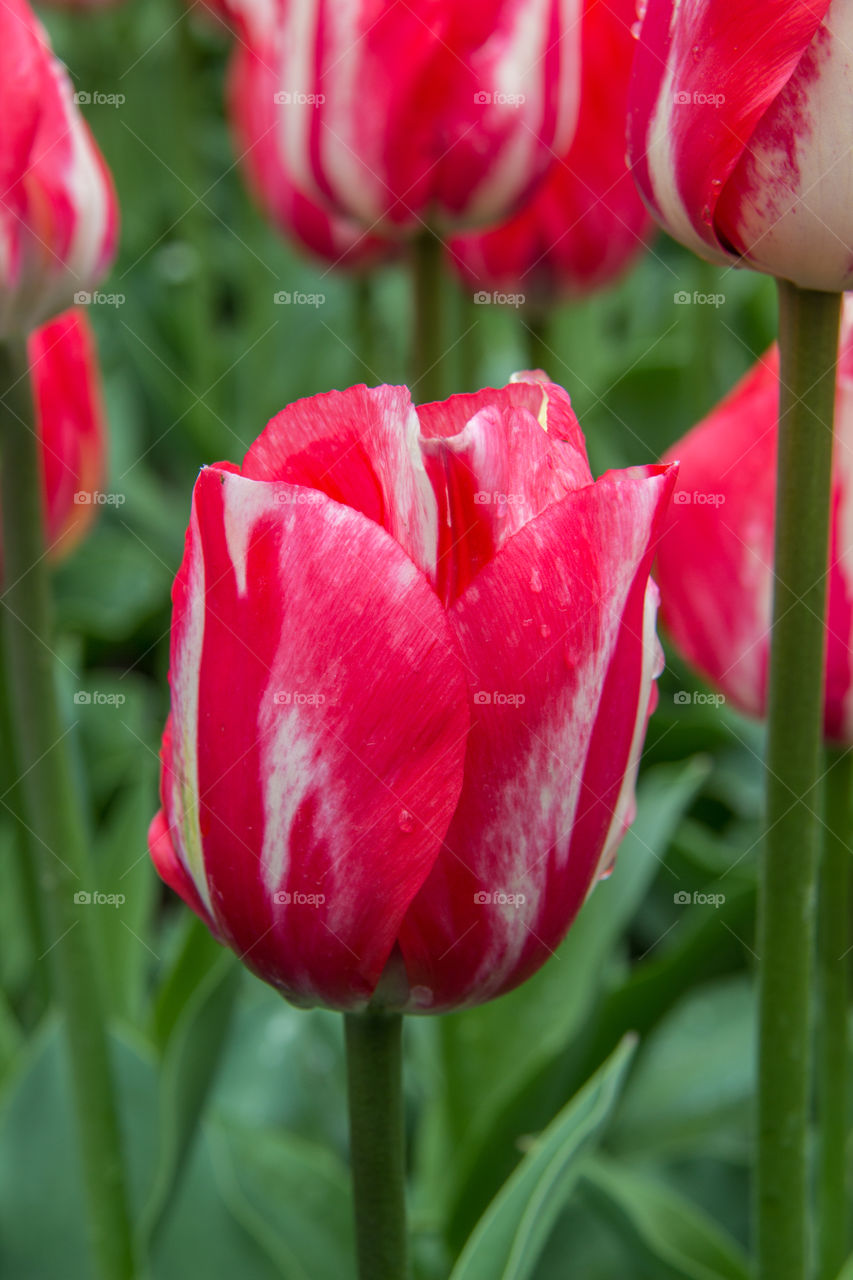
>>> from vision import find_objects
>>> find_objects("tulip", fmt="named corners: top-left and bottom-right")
top-left (149, 375), bottom-right (675, 1013)
top-left (267, 0), bottom-right (583, 234)
top-left (451, 0), bottom-right (652, 304)
top-left (0, 0), bottom-right (118, 337)
top-left (628, 1), bottom-right (853, 292)
top-left (227, 30), bottom-right (397, 270)
top-left (28, 308), bottom-right (106, 559)
top-left (655, 297), bottom-right (853, 742)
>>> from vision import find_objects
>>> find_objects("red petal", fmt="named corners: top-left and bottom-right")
top-left (398, 463), bottom-right (676, 1010)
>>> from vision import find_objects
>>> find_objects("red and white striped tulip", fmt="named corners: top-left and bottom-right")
top-left (0, 308), bottom-right (106, 564)
top-left (267, 0), bottom-right (584, 234)
top-left (628, 1), bottom-right (853, 292)
top-left (0, 0), bottom-right (118, 337)
top-left (149, 376), bottom-right (675, 1013)
top-left (227, 29), bottom-right (397, 270)
top-left (657, 297), bottom-right (853, 742)
top-left (451, 0), bottom-right (651, 304)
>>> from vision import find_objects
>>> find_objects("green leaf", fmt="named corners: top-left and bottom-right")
top-left (837, 1253), bottom-right (853, 1280)
top-left (209, 1121), bottom-right (356, 1280)
top-left (449, 1036), bottom-right (636, 1280)
top-left (583, 1156), bottom-right (750, 1280)
top-left (0, 1019), bottom-right (158, 1280)
top-left (54, 527), bottom-right (172, 642)
top-left (140, 952), bottom-right (242, 1246)
top-left (610, 977), bottom-right (754, 1159)
top-left (151, 914), bottom-right (228, 1052)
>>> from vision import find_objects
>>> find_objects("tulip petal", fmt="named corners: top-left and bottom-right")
top-left (398, 463), bottom-right (676, 1011)
top-left (243, 383), bottom-right (440, 587)
top-left (156, 465), bottom-right (469, 1010)
top-left (417, 379), bottom-right (592, 604)
top-left (714, 5), bottom-right (853, 291)
top-left (628, 0), bottom-right (830, 264)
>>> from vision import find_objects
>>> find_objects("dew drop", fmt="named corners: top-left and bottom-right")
top-left (540, 623), bottom-right (551, 639)
top-left (529, 568), bottom-right (543, 594)
top-left (691, 43), bottom-right (701, 62)
top-left (522, 617), bottom-right (533, 627)
top-left (398, 810), bottom-right (415, 833)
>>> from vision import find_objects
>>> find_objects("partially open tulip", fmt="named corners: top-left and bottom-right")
top-left (451, 0), bottom-right (651, 304)
top-left (628, 1), bottom-right (853, 292)
top-left (149, 376), bottom-right (675, 1013)
top-left (227, 29), bottom-right (397, 270)
top-left (267, 0), bottom-right (583, 234)
top-left (656, 298), bottom-right (853, 741)
top-left (0, 0), bottom-right (118, 337)
top-left (0, 309), bottom-right (106, 564)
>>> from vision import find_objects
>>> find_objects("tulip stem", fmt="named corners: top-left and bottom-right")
top-left (757, 281), bottom-right (842, 1280)
top-left (525, 310), bottom-right (552, 372)
top-left (344, 1011), bottom-right (408, 1280)
top-left (411, 230), bottom-right (445, 402)
top-left (0, 339), bottom-right (136, 1279)
top-left (817, 747), bottom-right (851, 1280)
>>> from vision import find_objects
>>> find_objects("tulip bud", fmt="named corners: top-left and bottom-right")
top-left (657, 297), bottom-right (853, 742)
top-left (0, 0), bottom-right (118, 337)
top-left (227, 32), bottom-right (398, 270)
top-left (0, 309), bottom-right (106, 567)
top-left (149, 376), bottom-right (675, 1012)
top-left (628, 0), bottom-right (852, 292)
top-left (451, 0), bottom-right (651, 304)
top-left (264, 0), bottom-right (583, 234)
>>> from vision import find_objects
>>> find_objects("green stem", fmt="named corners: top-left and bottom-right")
top-left (344, 1011), bottom-right (408, 1280)
top-left (757, 281), bottom-right (842, 1280)
top-left (455, 282), bottom-right (480, 392)
top-left (353, 274), bottom-right (376, 384)
top-left (410, 231), bottom-right (444, 403)
top-left (817, 747), bottom-right (851, 1279)
top-left (0, 340), bottom-right (136, 1279)
top-left (524, 309), bottom-right (552, 373)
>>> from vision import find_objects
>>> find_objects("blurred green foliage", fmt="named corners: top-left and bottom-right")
top-left (0, 1), bottom-right (809, 1277)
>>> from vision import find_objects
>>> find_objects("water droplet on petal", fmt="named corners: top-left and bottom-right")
top-left (691, 43), bottom-right (701, 62)
top-left (398, 810), bottom-right (414, 833)
top-left (540, 623), bottom-right (551, 639)
top-left (522, 617), bottom-right (533, 627)
top-left (529, 568), bottom-right (543, 594)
